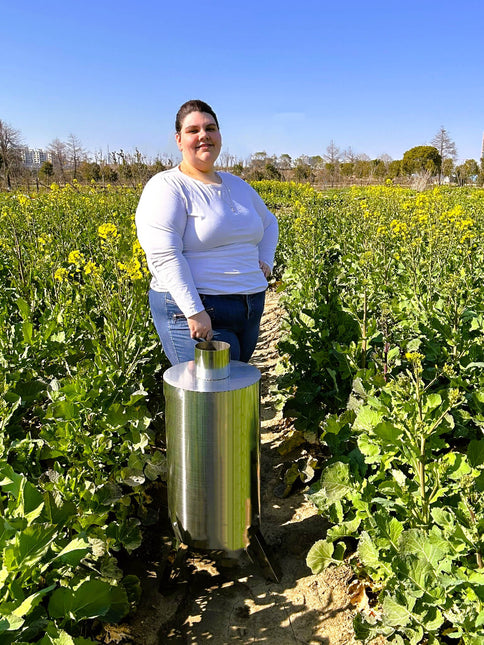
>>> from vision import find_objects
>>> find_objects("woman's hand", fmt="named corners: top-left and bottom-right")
top-left (188, 310), bottom-right (213, 340)
top-left (259, 260), bottom-right (271, 278)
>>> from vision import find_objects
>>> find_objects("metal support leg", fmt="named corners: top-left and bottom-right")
top-left (246, 526), bottom-right (281, 583)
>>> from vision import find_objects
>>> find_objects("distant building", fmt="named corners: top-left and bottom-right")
top-left (20, 147), bottom-right (52, 168)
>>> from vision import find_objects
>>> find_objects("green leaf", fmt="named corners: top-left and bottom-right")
top-left (357, 531), bottom-right (381, 570)
top-left (299, 311), bottom-right (315, 328)
top-left (106, 518), bottom-right (142, 553)
top-left (398, 529), bottom-right (449, 568)
top-left (45, 400), bottom-right (79, 420)
top-left (53, 536), bottom-right (91, 566)
top-left (0, 613), bottom-right (25, 633)
top-left (3, 525), bottom-right (58, 573)
top-left (354, 406), bottom-right (383, 432)
top-left (319, 461), bottom-right (353, 503)
top-left (12, 584), bottom-right (56, 617)
top-left (373, 421), bottom-right (402, 443)
top-left (468, 439), bottom-right (484, 467)
top-left (357, 434), bottom-right (380, 461)
top-left (48, 579), bottom-right (129, 622)
top-left (327, 516), bottom-right (361, 540)
top-left (431, 507), bottom-right (455, 531)
top-left (375, 514), bottom-right (404, 548)
top-left (382, 595), bottom-right (412, 627)
top-left (39, 626), bottom-right (78, 644)
top-left (20, 319), bottom-right (33, 343)
top-left (0, 465), bottom-right (44, 523)
top-left (16, 297), bottom-right (31, 321)
top-left (395, 555), bottom-right (434, 598)
top-left (306, 539), bottom-right (340, 573)
top-left (423, 393), bottom-right (442, 412)
top-left (475, 610), bottom-right (484, 628)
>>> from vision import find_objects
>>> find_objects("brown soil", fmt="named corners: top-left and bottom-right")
top-left (99, 289), bottom-right (359, 645)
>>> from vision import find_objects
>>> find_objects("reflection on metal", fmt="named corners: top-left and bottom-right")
top-left (163, 341), bottom-right (261, 551)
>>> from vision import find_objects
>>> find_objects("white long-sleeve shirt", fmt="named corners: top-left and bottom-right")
top-left (136, 167), bottom-right (279, 318)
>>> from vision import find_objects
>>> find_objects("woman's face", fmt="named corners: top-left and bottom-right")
top-left (176, 111), bottom-right (222, 171)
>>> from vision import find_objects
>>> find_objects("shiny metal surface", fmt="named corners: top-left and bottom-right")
top-left (194, 340), bottom-right (230, 380)
top-left (163, 342), bottom-right (261, 551)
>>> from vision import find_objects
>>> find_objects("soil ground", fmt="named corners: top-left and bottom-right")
top-left (99, 289), bottom-right (359, 645)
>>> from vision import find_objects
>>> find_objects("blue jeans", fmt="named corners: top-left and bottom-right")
top-left (149, 290), bottom-right (266, 365)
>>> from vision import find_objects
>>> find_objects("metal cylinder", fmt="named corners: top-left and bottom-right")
top-left (163, 341), bottom-right (261, 551)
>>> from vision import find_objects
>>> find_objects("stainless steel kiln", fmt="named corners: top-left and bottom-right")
top-left (163, 341), bottom-right (261, 552)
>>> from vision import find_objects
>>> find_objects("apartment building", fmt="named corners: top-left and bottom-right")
top-left (20, 147), bottom-right (52, 168)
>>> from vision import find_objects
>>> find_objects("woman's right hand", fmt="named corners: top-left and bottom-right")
top-left (187, 310), bottom-right (213, 340)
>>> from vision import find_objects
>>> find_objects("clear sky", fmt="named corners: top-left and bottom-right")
top-left (2, 0), bottom-right (483, 164)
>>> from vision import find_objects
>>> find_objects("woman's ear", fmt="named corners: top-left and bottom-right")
top-left (175, 132), bottom-right (183, 152)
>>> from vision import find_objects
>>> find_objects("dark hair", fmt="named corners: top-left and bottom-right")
top-left (175, 100), bottom-right (219, 133)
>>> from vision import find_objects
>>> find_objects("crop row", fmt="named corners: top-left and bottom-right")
top-left (0, 184), bottom-right (168, 643)
top-left (253, 180), bottom-right (484, 644)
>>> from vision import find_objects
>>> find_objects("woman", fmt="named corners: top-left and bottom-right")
top-left (136, 99), bottom-right (279, 365)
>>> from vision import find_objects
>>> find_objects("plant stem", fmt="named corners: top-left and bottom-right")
top-left (361, 288), bottom-right (367, 369)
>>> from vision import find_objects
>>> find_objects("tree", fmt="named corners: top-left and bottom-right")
top-left (441, 158), bottom-right (454, 182)
top-left (343, 147), bottom-right (358, 163)
top-left (387, 160), bottom-right (402, 179)
top-left (340, 162), bottom-right (354, 178)
top-left (47, 138), bottom-right (68, 182)
top-left (323, 140), bottom-right (342, 187)
top-left (39, 160), bottom-right (54, 182)
top-left (430, 126), bottom-right (457, 184)
top-left (324, 140), bottom-right (342, 165)
top-left (277, 153), bottom-right (292, 170)
top-left (455, 159), bottom-right (479, 186)
top-left (80, 161), bottom-right (101, 182)
top-left (66, 133), bottom-right (86, 179)
top-left (402, 145), bottom-right (441, 176)
top-left (371, 159), bottom-right (386, 179)
top-left (294, 163), bottom-right (313, 183)
top-left (0, 119), bottom-right (23, 189)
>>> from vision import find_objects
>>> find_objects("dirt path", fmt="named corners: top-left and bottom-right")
top-left (100, 290), bottom-right (357, 645)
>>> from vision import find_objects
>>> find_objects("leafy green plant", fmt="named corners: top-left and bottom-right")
top-left (261, 181), bottom-right (484, 643)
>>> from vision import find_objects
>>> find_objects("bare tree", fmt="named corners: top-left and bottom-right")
top-left (324, 140), bottom-right (342, 165)
top-left (324, 140), bottom-right (342, 187)
top-left (431, 126), bottom-right (457, 184)
top-left (218, 148), bottom-right (240, 170)
top-left (66, 133), bottom-right (86, 180)
top-left (343, 146), bottom-right (358, 163)
top-left (0, 119), bottom-right (23, 189)
top-left (47, 138), bottom-right (68, 182)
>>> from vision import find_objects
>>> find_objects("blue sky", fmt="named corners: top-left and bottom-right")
top-left (2, 0), bottom-right (483, 164)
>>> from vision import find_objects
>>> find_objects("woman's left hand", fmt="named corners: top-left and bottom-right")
top-left (259, 260), bottom-right (271, 278)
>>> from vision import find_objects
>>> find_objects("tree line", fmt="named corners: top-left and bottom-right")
top-left (1, 118), bottom-right (483, 191)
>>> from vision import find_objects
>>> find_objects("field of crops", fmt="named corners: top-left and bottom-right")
top-left (1, 180), bottom-right (483, 644)
top-left (255, 180), bottom-right (484, 644)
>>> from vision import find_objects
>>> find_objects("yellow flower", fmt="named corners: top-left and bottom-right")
top-left (118, 257), bottom-right (143, 281)
top-left (84, 260), bottom-right (100, 276)
top-left (405, 351), bottom-right (424, 363)
top-left (68, 250), bottom-right (85, 266)
top-left (54, 267), bottom-right (69, 282)
top-left (98, 222), bottom-right (119, 240)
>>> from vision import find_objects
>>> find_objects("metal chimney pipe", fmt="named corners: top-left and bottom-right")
top-left (163, 341), bottom-right (261, 552)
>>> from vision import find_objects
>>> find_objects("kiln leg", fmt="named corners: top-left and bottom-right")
top-left (158, 541), bottom-right (189, 594)
top-left (246, 526), bottom-right (281, 583)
